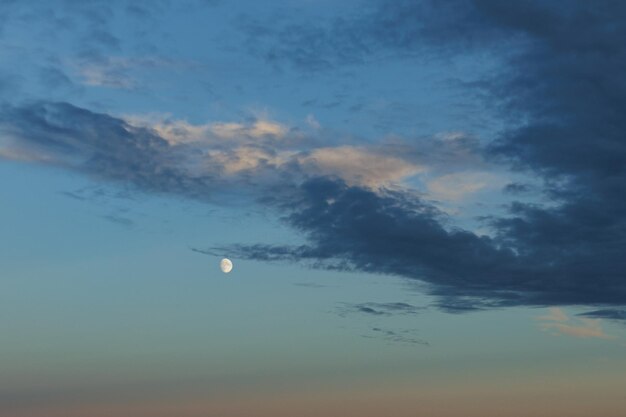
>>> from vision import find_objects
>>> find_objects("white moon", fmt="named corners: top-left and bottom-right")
top-left (220, 258), bottom-right (233, 273)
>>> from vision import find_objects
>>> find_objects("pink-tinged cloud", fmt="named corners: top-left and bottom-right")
top-left (537, 308), bottom-right (615, 340)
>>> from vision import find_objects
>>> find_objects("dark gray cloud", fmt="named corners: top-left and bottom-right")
top-left (219, 177), bottom-right (625, 308)
top-left (218, 0), bottom-right (626, 310)
top-left (480, 1), bottom-right (626, 311)
top-left (502, 182), bottom-right (530, 195)
top-left (483, 5), bottom-right (626, 284)
top-left (579, 309), bottom-right (626, 322)
top-left (338, 302), bottom-right (423, 317)
top-left (0, 101), bottom-right (215, 198)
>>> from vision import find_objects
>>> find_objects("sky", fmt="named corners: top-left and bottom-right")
top-left (1, 0), bottom-right (626, 416)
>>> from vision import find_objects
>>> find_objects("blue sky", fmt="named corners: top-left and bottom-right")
top-left (1, 1), bottom-right (626, 416)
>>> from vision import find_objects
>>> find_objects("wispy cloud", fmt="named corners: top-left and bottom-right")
top-left (292, 282), bottom-right (329, 289)
top-left (337, 302), bottom-right (424, 317)
top-left (299, 146), bottom-right (424, 189)
top-left (130, 116), bottom-right (292, 145)
top-left (211, 119), bottom-right (288, 140)
top-left (537, 308), bottom-right (615, 340)
top-left (100, 214), bottom-right (134, 228)
top-left (364, 327), bottom-right (429, 346)
top-left (78, 58), bottom-right (136, 89)
top-left (123, 113), bottom-right (459, 190)
top-left (74, 56), bottom-right (179, 90)
top-left (335, 302), bottom-right (428, 346)
top-left (426, 171), bottom-right (503, 202)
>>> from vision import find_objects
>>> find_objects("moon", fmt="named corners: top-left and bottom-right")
top-left (220, 258), bottom-right (233, 273)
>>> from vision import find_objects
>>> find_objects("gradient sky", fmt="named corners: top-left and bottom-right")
top-left (1, 1), bottom-right (626, 416)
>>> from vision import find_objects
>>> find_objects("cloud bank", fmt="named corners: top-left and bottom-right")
top-left (1, 0), bottom-right (626, 313)
top-left (208, 0), bottom-right (626, 310)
